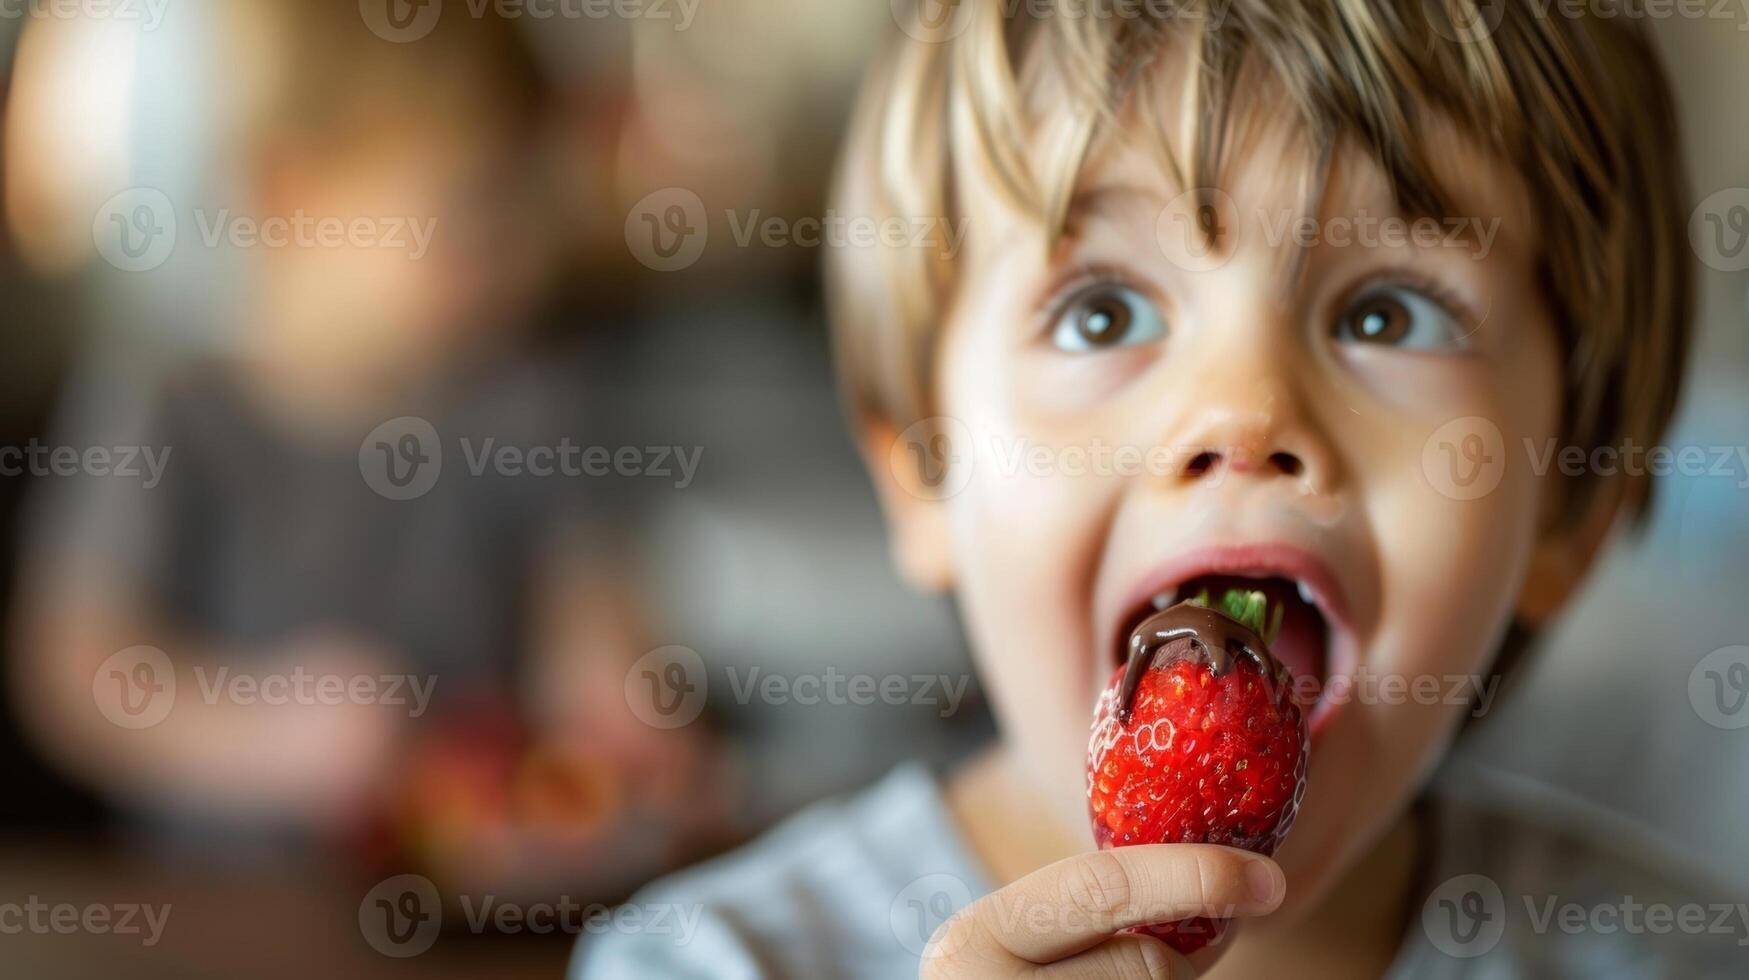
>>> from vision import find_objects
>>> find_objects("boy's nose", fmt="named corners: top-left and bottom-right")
top-left (1182, 442), bottom-right (1305, 479)
top-left (1164, 391), bottom-right (1338, 495)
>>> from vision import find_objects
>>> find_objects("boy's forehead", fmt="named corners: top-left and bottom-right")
top-left (953, 61), bottom-right (1534, 266)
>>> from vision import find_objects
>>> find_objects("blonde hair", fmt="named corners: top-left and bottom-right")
top-left (828, 0), bottom-right (1693, 526)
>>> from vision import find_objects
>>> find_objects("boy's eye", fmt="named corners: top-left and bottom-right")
top-left (1335, 284), bottom-right (1468, 351)
top-left (1049, 283), bottom-right (1167, 352)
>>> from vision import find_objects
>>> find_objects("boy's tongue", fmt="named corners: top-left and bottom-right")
top-left (1180, 576), bottom-right (1328, 697)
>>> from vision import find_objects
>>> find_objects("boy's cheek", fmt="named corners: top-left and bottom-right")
top-left (946, 457), bottom-right (1114, 658)
top-left (1329, 344), bottom-right (1515, 428)
top-left (1363, 447), bottom-right (1542, 680)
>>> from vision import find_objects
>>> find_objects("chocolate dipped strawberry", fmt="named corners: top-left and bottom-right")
top-left (1086, 589), bottom-right (1309, 954)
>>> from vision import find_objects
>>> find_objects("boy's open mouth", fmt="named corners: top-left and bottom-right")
top-left (1112, 574), bottom-right (1332, 710)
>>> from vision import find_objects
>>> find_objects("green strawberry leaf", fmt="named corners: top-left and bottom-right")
top-left (1186, 587), bottom-right (1283, 645)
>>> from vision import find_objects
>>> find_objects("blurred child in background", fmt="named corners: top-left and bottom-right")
top-left (9, 0), bottom-right (727, 900)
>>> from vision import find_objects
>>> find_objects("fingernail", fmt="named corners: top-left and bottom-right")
top-left (1137, 937), bottom-right (1176, 976)
top-left (1246, 859), bottom-right (1281, 904)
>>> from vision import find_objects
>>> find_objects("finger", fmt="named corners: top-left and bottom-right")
top-left (1036, 934), bottom-right (1189, 979)
top-left (944, 845), bottom-right (1282, 964)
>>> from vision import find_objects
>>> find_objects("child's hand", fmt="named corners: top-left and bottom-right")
top-left (921, 845), bottom-right (1283, 978)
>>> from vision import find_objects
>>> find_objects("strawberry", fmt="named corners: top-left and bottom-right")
top-left (1086, 589), bottom-right (1309, 954)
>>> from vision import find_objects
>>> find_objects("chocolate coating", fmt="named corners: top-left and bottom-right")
top-left (1116, 602), bottom-right (1283, 725)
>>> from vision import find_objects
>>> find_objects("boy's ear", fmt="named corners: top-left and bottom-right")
top-left (858, 417), bottom-right (955, 594)
top-left (1517, 474), bottom-right (1637, 624)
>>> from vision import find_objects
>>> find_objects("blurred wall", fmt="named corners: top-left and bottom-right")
top-left (1455, 14), bottom-right (1749, 892)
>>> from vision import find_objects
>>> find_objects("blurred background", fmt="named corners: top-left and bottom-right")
top-left (0, 2), bottom-right (1740, 977)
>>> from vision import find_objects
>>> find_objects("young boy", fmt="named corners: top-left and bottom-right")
top-left (580, 1), bottom-right (1735, 976)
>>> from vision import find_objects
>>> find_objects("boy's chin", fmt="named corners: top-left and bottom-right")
top-left (990, 739), bottom-right (1103, 845)
top-left (1271, 791), bottom-right (1411, 923)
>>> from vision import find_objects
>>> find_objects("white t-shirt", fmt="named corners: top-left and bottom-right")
top-left (573, 763), bottom-right (1746, 978)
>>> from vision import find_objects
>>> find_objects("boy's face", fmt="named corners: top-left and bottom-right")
top-left (878, 86), bottom-right (1589, 916)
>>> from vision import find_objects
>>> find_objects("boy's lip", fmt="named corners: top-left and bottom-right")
top-left (1100, 541), bottom-right (1360, 736)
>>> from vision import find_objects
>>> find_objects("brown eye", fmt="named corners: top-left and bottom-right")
top-left (1077, 295), bottom-right (1131, 346)
top-left (1348, 296), bottom-right (1411, 344)
top-left (1335, 285), bottom-right (1467, 351)
top-left (1050, 283), bottom-right (1165, 352)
